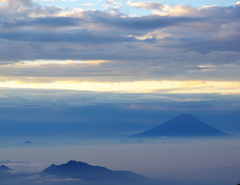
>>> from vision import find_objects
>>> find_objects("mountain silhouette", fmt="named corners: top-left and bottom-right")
top-left (40, 160), bottom-right (148, 183)
top-left (132, 114), bottom-right (231, 138)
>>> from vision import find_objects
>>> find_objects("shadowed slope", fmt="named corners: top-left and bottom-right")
top-left (132, 114), bottom-right (231, 138)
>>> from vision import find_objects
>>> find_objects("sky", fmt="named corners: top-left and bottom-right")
top-left (0, 1), bottom-right (240, 185)
top-left (0, 0), bottom-right (239, 137)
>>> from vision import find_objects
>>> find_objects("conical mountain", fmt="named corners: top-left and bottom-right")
top-left (132, 114), bottom-right (230, 138)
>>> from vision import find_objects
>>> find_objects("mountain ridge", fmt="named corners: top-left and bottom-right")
top-left (40, 160), bottom-right (148, 183)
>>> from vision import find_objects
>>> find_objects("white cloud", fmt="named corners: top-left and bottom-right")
top-left (107, 0), bottom-right (117, 5)
top-left (81, 3), bottom-right (95, 7)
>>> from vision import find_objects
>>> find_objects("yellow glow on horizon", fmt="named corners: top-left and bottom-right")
top-left (0, 80), bottom-right (239, 94)
top-left (12, 60), bottom-right (109, 66)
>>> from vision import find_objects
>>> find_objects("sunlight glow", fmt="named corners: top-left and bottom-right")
top-left (13, 60), bottom-right (109, 66)
top-left (0, 80), bottom-right (239, 94)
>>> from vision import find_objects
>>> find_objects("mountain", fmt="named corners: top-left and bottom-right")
top-left (0, 165), bottom-right (20, 181)
top-left (0, 165), bottom-right (12, 171)
top-left (132, 114), bottom-right (231, 138)
top-left (40, 160), bottom-right (148, 183)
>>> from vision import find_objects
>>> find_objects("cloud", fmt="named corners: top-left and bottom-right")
top-left (0, 1), bottom-right (238, 65)
top-left (1, 80), bottom-right (239, 94)
top-left (107, 0), bottom-right (117, 5)
top-left (0, 50), bottom-right (239, 82)
top-left (1, 17), bottom-right (83, 29)
top-left (0, 160), bottom-right (30, 165)
top-left (0, 29), bottom-right (155, 43)
top-left (0, 0), bottom-right (33, 9)
top-left (0, 88), bottom-right (239, 108)
top-left (0, 0), bottom-right (239, 55)
top-left (127, 1), bottom-right (165, 10)
top-left (81, 3), bottom-right (95, 7)
top-left (80, 10), bottom-right (203, 30)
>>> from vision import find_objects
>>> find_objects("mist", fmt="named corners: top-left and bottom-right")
top-left (0, 137), bottom-right (239, 185)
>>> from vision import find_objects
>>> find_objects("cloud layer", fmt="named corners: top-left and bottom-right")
top-left (0, 0), bottom-right (239, 61)
top-left (0, 0), bottom-right (239, 94)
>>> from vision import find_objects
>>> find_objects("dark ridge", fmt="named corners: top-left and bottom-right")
top-left (40, 160), bottom-right (148, 182)
top-left (131, 113), bottom-right (231, 138)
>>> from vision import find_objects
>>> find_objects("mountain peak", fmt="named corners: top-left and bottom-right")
top-left (0, 165), bottom-right (12, 171)
top-left (67, 160), bottom-right (77, 163)
top-left (132, 114), bottom-right (231, 138)
top-left (66, 160), bottom-right (87, 165)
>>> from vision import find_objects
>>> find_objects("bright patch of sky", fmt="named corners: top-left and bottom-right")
top-left (1, 80), bottom-right (239, 94)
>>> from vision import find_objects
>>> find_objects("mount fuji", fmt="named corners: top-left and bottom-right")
top-left (132, 114), bottom-right (231, 138)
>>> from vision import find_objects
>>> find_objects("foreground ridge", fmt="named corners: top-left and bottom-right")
top-left (40, 160), bottom-right (148, 183)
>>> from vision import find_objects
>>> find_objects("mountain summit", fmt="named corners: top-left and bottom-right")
top-left (132, 114), bottom-right (230, 138)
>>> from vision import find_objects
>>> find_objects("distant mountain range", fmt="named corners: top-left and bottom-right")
top-left (132, 114), bottom-right (231, 138)
top-left (0, 160), bottom-right (152, 185)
